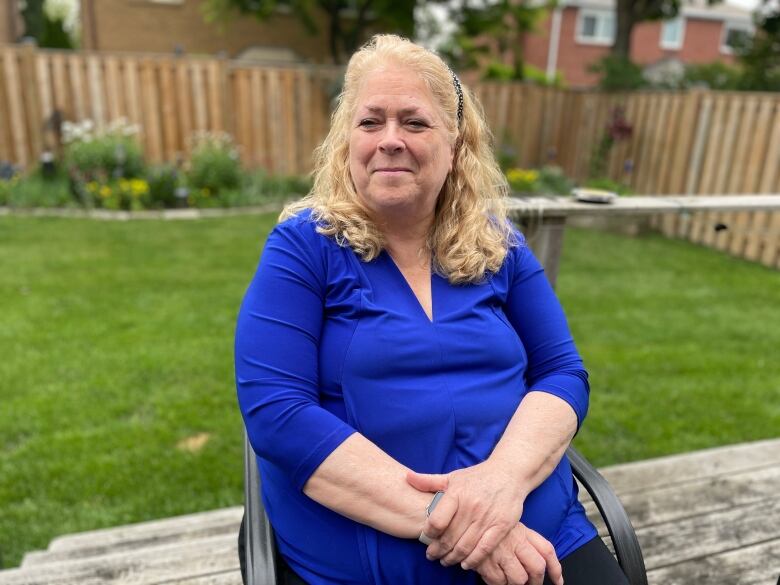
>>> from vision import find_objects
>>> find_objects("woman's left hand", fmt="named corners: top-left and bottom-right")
top-left (406, 460), bottom-right (528, 569)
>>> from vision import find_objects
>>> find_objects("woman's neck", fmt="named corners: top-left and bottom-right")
top-left (375, 211), bottom-right (433, 267)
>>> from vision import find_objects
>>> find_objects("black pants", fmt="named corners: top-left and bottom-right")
top-left (240, 517), bottom-right (628, 585)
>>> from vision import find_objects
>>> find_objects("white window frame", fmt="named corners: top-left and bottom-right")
top-left (575, 8), bottom-right (615, 46)
top-left (660, 16), bottom-right (685, 50)
top-left (720, 22), bottom-right (752, 54)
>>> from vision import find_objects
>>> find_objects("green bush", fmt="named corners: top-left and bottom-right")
top-left (62, 119), bottom-right (145, 180)
top-left (506, 168), bottom-right (539, 193)
top-left (482, 60), bottom-right (563, 88)
top-left (536, 166), bottom-right (575, 195)
top-left (186, 132), bottom-right (242, 196)
top-left (146, 165), bottom-right (180, 209)
top-left (82, 178), bottom-right (152, 211)
top-left (0, 177), bottom-right (15, 206)
top-left (682, 62), bottom-right (743, 90)
top-left (584, 176), bottom-right (634, 196)
top-left (7, 169), bottom-right (74, 208)
top-left (591, 56), bottom-right (647, 91)
top-left (506, 166), bottom-right (576, 195)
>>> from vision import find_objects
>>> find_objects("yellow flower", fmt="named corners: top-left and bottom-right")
top-left (130, 179), bottom-right (149, 195)
top-left (86, 181), bottom-right (99, 192)
top-left (100, 185), bottom-right (112, 198)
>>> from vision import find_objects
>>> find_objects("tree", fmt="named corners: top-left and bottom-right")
top-left (737, 1), bottom-right (780, 91)
top-left (19, 0), bottom-right (76, 49)
top-left (20, 0), bottom-right (47, 40)
top-left (613, 0), bottom-right (721, 58)
top-left (437, 0), bottom-right (549, 81)
top-left (200, 0), bottom-right (415, 64)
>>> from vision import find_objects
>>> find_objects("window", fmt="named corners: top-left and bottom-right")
top-left (576, 9), bottom-right (615, 45)
top-left (721, 22), bottom-right (751, 54)
top-left (660, 17), bottom-right (685, 50)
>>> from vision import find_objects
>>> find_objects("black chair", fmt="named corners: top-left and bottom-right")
top-left (239, 432), bottom-right (648, 585)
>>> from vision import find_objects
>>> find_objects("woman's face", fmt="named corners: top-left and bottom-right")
top-left (348, 64), bottom-right (454, 221)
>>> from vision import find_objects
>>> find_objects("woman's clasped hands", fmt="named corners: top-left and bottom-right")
top-left (407, 461), bottom-right (563, 585)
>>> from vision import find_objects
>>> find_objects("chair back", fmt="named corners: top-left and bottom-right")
top-left (243, 430), bottom-right (279, 585)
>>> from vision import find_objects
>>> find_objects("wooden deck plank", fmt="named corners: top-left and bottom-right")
top-left (45, 507), bottom-right (243, 554)
top-left (0, 534), bottom-right (237, 585)
top-left (647, 537), bottom-right (780, 585)
top-left (639, 497), bottom-right (780, 569)
top-left (595, 438), bottom-right (780, 494)
top-left (582, 463), bottom-right (780, 529)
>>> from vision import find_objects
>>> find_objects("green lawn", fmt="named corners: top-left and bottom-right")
top-left (1, 214), bottom-right (778, 568)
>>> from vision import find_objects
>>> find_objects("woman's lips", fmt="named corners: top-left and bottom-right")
top-left (374, 168), bottom-right (411, 173)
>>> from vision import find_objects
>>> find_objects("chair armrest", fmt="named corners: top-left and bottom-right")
top-left (567, 446), bottom-right (648, 585)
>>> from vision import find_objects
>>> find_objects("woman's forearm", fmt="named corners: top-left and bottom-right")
top-left (488, 391), bottom-right (578, 498)
top-left (303, 433), bottom-right (434, 539)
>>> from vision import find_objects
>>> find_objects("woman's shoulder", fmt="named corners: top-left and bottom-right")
top-left (274, 208), bottom-right (332, 246)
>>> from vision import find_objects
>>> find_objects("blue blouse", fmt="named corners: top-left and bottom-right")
top-left (235, 210), bottom-right (597, 584)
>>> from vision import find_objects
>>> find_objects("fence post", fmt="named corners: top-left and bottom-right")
top-left (19, 38), bottom-right (43, 166)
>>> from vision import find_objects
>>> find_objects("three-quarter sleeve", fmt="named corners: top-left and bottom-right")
top-left (502, 233), bottom-right (590, 429)
top-left (235, 219), bottom-right (356, 492)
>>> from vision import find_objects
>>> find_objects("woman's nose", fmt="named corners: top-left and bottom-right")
top-left (378, 123), bottom-right (405, 154)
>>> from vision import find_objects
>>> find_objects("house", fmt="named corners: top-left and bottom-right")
top-left (522, 0), bottom-right (754, 87)
top-left (0, 0), bottom-right (24, 44)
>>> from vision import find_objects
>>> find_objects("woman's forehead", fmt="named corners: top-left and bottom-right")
top-left (354, 66), bottom-right (441, 113)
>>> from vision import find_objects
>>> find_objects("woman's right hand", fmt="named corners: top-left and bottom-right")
top-left (473, 523), bottom-right (563, 585)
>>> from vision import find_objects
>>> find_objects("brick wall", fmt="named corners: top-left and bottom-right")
top-left (80, 0), bottom-right (337, 62)
top-left (523, 7), bottom-right (735, 87)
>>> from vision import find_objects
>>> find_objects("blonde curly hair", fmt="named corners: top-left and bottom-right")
top-left (281, 34), bottom-right (514, 284)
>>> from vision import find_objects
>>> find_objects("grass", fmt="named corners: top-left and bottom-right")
top-left (1, 215), bottom-right (778, 568)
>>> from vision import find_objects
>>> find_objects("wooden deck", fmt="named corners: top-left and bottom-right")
top-left (1, 438), bottom-right (778, 585)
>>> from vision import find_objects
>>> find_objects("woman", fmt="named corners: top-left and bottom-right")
top-left (235, 35), bottom-right (629, 585)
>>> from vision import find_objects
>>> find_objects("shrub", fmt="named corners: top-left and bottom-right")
top-left (506, 168), bottom-right (539, 193)
top-left (682, 62), bottom-right (743, 90)
top-left (0, 177), bottom-right (15, 206)
top-left (186, 132), bottom-right (242, 196)
top-left (83, 178), bottom-right (151, 211)
top-left (7, 168), bottom-right (73, 208)
top-left (536, 166), bottom-right (575, 195)
top-left (146, 165), bottom-right (180, 209)
top-left (584, 176), bottom-right (633, 196)
top-left (62, 118), bottom-right (145, 181)
top-left (591, 56), bottom-right (647, 92)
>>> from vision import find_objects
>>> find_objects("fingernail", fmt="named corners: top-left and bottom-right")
top-left (461, 562), bottom-right (469, 570)
top-left (426, 554), bottom-right (433, 561)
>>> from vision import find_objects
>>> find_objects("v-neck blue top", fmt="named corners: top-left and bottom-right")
top-left (235, 210), bottom-right (597, 584)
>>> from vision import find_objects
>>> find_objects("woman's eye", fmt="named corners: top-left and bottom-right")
top-left (407, 120), bottom-right (428, 129)
top-left (359, 119), bottom-right (378, 128)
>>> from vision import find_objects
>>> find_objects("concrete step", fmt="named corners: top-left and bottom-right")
top-left (0, 533), bottom-right (241, 585)
top-left (21, 507), bottom-right (243, 567)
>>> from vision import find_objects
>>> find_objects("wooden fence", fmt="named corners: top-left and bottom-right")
top-left (474, 83), bottom-right (780, 268)
top-left (0, 43), bottom-right (340, 175)
top-left (1, 44), bottom-right (779, 267)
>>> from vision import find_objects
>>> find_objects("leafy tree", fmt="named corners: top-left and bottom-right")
top-left (20, 0), bottom-right (47, 40)
top-left (437, 0), bottom-right (550, 81)
top-left (200, 0), bottom-right (415, 64)
top-left (736, 2), bottom-right (780, 91)
top-left (19, 0), bottom-right (76, 49)
top-left (613, 0), bottom-right (720, 58)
